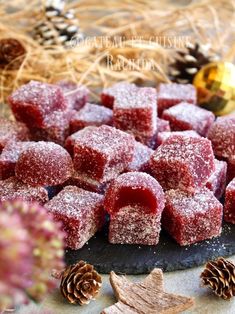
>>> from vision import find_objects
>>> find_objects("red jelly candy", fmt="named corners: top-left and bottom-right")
top-left (73, 125), bottom-right (135, 183)
top-left (101, 81), bottom-right (137, 109)
top-left (227, 158), bottom-right (235, 183)
top-left (126, 141), bottom-right (154, 172)
top-left (157, 83), bottom-right (196, 116)
top-left (15, 141), bottom-right (73, 187)
top-left (162, 103), bottom-right (215, 136)
top-left (207, 116), bottom-right (235, 161)
top-left (162, 188), bottom-right (223, 246)
top-left (113, 87), bottom-right (157, 144)
top-left (149, 135), bottom-right (215, 192)
top-left (70, 103), bottom-right (113, 133)
top-left (0, 177), bottom-right (48, 204)
top-left (8, 81), bottom-right (67, 128)
top-left (31, 109), bottom-right (76, 146)
top-left (104, 172), bottom-right (165, 245)
top-left (224, 178), bottom-right (235, 224)
top-left (206, 159), bottom-right (227, 199)
top-left (56, 80), bottom-right (89, 110)
top-left (157, 130), bottom-right (200, 146)
top-left (157, 118), bottom-right (171, 133)
top-left (46, 186), bottom-right (105, 249)
top-left (0, 118), bottom-right (29, 153)
top-left (0, 141), bottom-right (34, 180)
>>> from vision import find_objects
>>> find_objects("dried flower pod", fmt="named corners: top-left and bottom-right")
top-left (201, 257), bottom-right (235, 300)
top-left (54, 261), bottom-right (102, 305)
top-left (0, 38), bottom-right (26, 70)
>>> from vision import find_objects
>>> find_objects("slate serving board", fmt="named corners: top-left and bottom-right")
top-left (65, 222), bottom-right (235, 274)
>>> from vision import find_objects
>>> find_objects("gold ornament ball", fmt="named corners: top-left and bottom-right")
top-left (193, 61), bottom-right (235, 116)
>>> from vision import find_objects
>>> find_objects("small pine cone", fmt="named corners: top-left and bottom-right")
top-left (60, 261), bottom-right (102, 305)
top-left (0, 38), bottom-right (26, 70)
top-left (169, 43), bottom-right (218, 84)
top-left (201, 257), bottom-right (235, 300)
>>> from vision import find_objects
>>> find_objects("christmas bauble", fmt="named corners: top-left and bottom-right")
top-left (193, 62), bottom-right (235, 116)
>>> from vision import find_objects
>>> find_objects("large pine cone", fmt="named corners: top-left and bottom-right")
top-left (201, 257), bottom-right (235, 300)
top-left (60, 261), bottom-right (102, 305)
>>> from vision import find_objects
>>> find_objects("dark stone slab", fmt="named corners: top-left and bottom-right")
top-left (65, 222), bottom-right (235, 274)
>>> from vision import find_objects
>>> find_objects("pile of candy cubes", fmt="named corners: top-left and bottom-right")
top-left (1, 79), bottom-right (234, 249)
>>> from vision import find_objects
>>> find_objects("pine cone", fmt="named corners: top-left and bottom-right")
top-left (169, 43), bottom-right (217, 84)
top-left (201, 257), bottom-right (235, 300)
top-left (0, 38), bottom-right (26, 70)
top-left (33, 1), bottom-right (83, 47)
top-left (59, 261), bottom-right (102, 305)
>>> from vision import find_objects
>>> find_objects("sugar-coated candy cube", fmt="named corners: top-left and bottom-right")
top-left (70, 103), bottom-right (113, 133)
top-left (8, 81), bottom-right (67, 128)
top-left (162, 103), bottom-right (215, 136)
top-left (56, 80), bottom-right (89, 110)
top-left (149, 136), bottom-right (215, 192)
top-left (206, 159), bottom-right (227, 199)
top-left (227, 158), bottom-right (235, 183)
top-left (0, 118), bottom-right (29, 153)
top-left (30, 110), bottom-right (76, 145)
top-left (46, 186), bottom-right (105, 249)
top-left (207, 116), bottom-right (235, 161)
top-left (157, 118), bottom-right (171, 133)
top-left (162, 188), bottom-right (223, 246)
top-left (0, 141), bottom-right (34, 180)
top-left (101, 81), bottom-right (137, 109)
top-left (15, 141), bottom-right (73, 187)
top-left (0, 177), bottom-right (48, 204)
top-left (157, 83), bottom-right (196, 116)
top-left (113, 87), bottom-right (157, 143)
top-left (73, 125), bottom-right (135, 183)
top-left (224, 178), bottom-right (235, 224)
top-left (126, 141), bottom-right (154, 172)
top-left (157, 130), bottom-right (200, 146)
top-left (104, 172), bottom-right (165, 245)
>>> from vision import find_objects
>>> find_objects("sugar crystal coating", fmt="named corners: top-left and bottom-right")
top-left (149, 135), bottom-right (215, 192)
top-left (0, 118), bottom-right (29, 153)
top-left (8, 81), bottom-right (67, 128)
top-left (0, 141), bottom-right (35, 180)
top-left (227, 158), bottom-right (235, 183)
top-left (162, 102), bottom-right (215, 136)
top-left (207, 116), bottom-right (235, 160)
top-left (73, 125), bottom-right (135, 183)
top-left (113, 87), bottom-right (157, 143)
top-left (157, 130), bottom-right (200, 146)
top-left (70, 103), bottom-right (113, 133)
top-left (46, 186), bottom-right (105, 249)
top-left (157, 83), bottom-right (196, 116)
top-left (15, 141), bottom-right (73, 186)
top-left (101, 81), bottom-right (137, 109)
top-left (157, 117), bottom-right (171, 133)
top-left (162, 188), bottom-right (223, 246)
top-left (206, 159), bottom-right (227, 199)
top-left (126, 141), bottom-right (154, 172)
top-left (104, 172), bottom-right (165, 245)
top-left (56, 80), bottom-right (89, 110)
top-left (0, 177), bottom-right (48, 204)
top-left (224, 178), bottom-right (235, 224)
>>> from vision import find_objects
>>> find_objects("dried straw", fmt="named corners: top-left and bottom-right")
top-left (0, 0), bottom-right (234, 110)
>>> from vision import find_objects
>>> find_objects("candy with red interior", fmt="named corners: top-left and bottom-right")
top-left (126, 141), bottom-right (154, 172)
top-left (0, 177), bottom-right (48, 204)
top-left (104, 172), bottom-right (165, 245)
top-left (73, 125), bottom-right (135, 183)
top-left (15, 141), bottom-right (73, 187)
top-left (157, 118), bottom-right (171, 133)
top-left (162, 102), bottom-right (215, 136)
top-left (162, 188), bottom-right (223, 246)
top-left (46, 186), bottom-right (105, 249)
top-left (224, 178), bottom-right (235, 224)
top-left (70, 103), bottom-right (113, 133)
top-left (8, 81), bottom-right (67, 128)
top-left (157, 130), bottom-right (200, 146)
top-left (149, 136), bottom-right (215, 192)
top-left (157, 83), bottom-right (196, 116)
top-left (206, 159), bottom-right (227, 199)
top-left (0, 118), bottom-right (29, 153)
